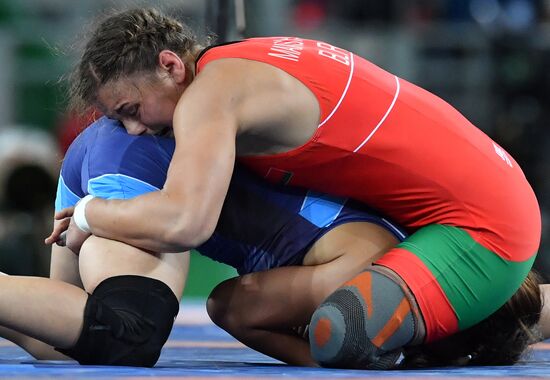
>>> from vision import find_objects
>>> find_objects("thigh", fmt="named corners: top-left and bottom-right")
top-left (78, 236), bottom-right (189, 298)
top-left (209, 222), bottom-right (398, 328)
top-left (375, 224), bottom-right (536, 342)
top-left (302, 221), bottom-right (398, 296)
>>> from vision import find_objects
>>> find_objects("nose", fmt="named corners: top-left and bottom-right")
top-left (123, 119), bottom-right (148, 136)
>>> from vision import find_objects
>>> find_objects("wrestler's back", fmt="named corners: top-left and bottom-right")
top-left (197, 37), bottom-right (540, 259)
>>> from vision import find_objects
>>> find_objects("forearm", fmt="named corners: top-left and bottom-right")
top-left (235, 326), bottom-right (316, 366)
top-left (50, 244), bottom-right (83, 288)
top-left (80, 100), bottom-right (237, 253)
top-left (85, 191), bottom-right (204, 253)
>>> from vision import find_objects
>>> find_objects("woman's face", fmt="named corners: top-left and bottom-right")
top-left (96, 72), bottom-right (183, 136)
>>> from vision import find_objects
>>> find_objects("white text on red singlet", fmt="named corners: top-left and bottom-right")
top-left (268, 37), bottom-right (304, 62)
top-left (268, 37), bottom-right (350, 66)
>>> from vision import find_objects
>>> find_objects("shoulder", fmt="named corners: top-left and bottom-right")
top-left (60, 117), bottom-right (121, 187)
top-left (195, 55), bottom-right (290, 91)
top-left (60, 119), bottom-right (103, 186)
top-left (192, 57), bottom-right (255, 97)
top-left (190, 57), bottom-right (311, 127)
top-left (64, 116), bottom-right (123, 164)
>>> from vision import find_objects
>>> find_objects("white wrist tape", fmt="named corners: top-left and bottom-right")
top-left (74, 195), bottom-right (95, 233)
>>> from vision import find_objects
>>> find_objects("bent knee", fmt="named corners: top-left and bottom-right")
top-left (207, 279), bottom-right (237, 329)
top-left (309, 268), bottom-right (418, 369)
top-left (58, 276), bottom-right (179, 367)
top-left (207, 277), bottom-right (263, 333)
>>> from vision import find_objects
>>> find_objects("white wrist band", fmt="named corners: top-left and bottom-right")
top-left (74, 195), bottom-right (95, 233)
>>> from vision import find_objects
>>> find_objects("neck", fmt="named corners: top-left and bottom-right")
top-left (183, 46), bottom-right (203, 78)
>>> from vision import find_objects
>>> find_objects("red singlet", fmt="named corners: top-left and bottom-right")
top-left (196, 37), bottom-right (541, 341)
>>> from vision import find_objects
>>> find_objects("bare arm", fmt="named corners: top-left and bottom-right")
top-left (60, 57), bottom-right (317, 253)
top-left (50, 244), bottom-right (82, 287)
top-left (77, 63), bottom-right (240, 253)
top-left (49, 217), bottom-right (84, 286)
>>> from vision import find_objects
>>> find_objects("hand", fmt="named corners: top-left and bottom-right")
top-left (45, 207), bottom-right (74, 245)
top-left (45, 205), bottom-right (91, 253)
top-left (64, 216), bottom-right (91, 255)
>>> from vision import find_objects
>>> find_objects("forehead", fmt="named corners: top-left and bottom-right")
top-left (96, 77), bottom-right (141, 112)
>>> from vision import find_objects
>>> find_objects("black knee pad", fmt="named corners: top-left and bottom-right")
top-left (57, 275), bottom-right (179, 367)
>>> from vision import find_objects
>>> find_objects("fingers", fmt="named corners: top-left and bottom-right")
top-left (54, 207), bottom-right (75, 220)
top-left (45, 236), bottom-right (57, 246)
top-left (45, 233), bottom-right (62, 246)
top-left (56, 231), bottom-right (67, 247)
top-left (45, 218), bottom-right (71, 245)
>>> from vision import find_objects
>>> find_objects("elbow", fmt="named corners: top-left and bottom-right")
top-left (164, 215), bottom-right (216, 251)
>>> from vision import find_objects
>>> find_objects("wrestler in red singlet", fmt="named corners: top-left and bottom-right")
top-left (196, 37), bottom-right (541, 342)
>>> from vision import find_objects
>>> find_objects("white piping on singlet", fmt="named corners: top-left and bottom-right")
top-left (381, 217), bottom-right (407, 240)
top-left (86, 173), bottom-right (161, 194)
top-left (59, 175), bottom-right (81, 200)
top-left (318, 53), bottom-right (355, 128)
top-left (353, 75), bottom-right (400, 153)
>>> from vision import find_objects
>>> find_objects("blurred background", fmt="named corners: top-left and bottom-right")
top-left (0, 0), bottom-right (548, 296)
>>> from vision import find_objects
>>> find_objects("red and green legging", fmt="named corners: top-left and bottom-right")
top-left (376, 224), bottom-right (537, 343)
top-left (308, 223), bottom-right (538, 369)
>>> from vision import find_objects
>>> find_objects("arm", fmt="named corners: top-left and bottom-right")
top-left (68, 56), bottom-right (317, 253)
top-left (50, 244), bottom-right (82, 287)
top-left (80, 63), bottom-right (240, 253)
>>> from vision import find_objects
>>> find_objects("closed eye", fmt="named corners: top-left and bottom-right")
top-left (115, 103), bottom-right (139, 118)
top-left (125, 104), bottom-right (139, 117)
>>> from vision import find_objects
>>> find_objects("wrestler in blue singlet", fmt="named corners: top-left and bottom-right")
top-left (55, 117), bottom-right (406, 274)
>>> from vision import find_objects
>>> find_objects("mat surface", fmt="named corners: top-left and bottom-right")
top-left (1, 300), bottom-right (549, 379)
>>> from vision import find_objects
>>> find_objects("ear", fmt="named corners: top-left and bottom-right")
top-left (158, 50), bottom-right (187, 84)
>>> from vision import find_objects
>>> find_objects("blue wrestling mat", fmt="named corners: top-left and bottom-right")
top-left (1, 300), bottom-right (549, 379)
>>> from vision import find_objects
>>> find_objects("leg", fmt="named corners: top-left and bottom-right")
top-left (0, 326), bottom-right (69, 360)
top-left (310, 266), bottom-right (421, 369)
top-left (0, 244), bottom-right (83, 360)
top-left (58, 236), bottom-right (188, 366)
top-left (0, 275), bottom-right (87, 349)
top-left (207, 222), bottom-right (397, 366)
top-left (310, 224), bottom-right (536, 369)
top-left (78, 235), bottom-right (187, 297)
top-left (0, 237), bottom-right (188, 365)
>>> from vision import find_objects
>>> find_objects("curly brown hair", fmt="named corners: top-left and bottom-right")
top-left (400, 271), bottom-right (543, 368)
top-left (68, 8), bottom-right (205, 114)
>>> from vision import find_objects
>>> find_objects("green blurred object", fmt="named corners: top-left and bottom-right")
top-left (14, 40), bottom-right (65, 131)
top-left (15, 80), bottom-right (63, 131)
top-left (0, 0), bottom-right (14, 25)
top-left (184, 250), bottom-right (237, 298)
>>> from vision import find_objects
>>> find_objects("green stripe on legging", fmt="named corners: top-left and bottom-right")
top-left (397, 224), bottom-right (536, 330)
